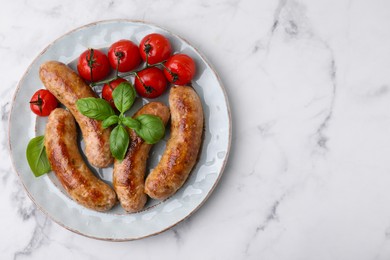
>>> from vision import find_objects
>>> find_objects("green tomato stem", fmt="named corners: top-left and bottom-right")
top-left (90, 76), bottom-right (118, 87)
top-left (89, 59), bottom-right (168, 87)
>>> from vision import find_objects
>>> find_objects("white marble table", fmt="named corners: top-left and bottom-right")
top-left (2, 0), bottom-right (390, 259)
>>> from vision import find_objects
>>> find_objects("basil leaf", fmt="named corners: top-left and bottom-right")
top-left (110, 125), bottom-right (129, 160)
top-left (122, 116), bottom-right (141, 130)
top-left (102, 115), bottom-right (119, 128)
top-left (76, 97), bottom-right (115, 120)
top-left (26, 136), bottom-right (51, 177)
top-left (112, 82), bottom-right (136, 113)
top-left (135, 114), bottom-right (165, 144)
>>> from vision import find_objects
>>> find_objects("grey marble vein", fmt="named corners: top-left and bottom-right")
top-left (271, 0), bottom-right (288, 33)
top-left (244, 194), bottom-right (286, 255)
top-left (10, 180), bottom-right (50, 259)
top-left (13, 213), bottom-right (49, 260)
top-left (314, 49), bottom-right (337, 151)
top-left (173, 229), bottom-right (182, 243)
top-left (1, 101), bottom-right (9, 122)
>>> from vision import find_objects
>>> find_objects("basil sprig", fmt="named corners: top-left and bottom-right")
top-left (102, 115), bottom-right (119, 128)
top-left (135, 114), bottom-right (166, 144)
top-left (76, 82), bottom-right (165, 160)
top-left (26, 135), bottom-right (51, 177)
top-left (113, 81), bottom-right (136, 113)
top-left (76, 97), bottom-right (115, 120)
top-left (110, 124), bottom-right (129, 160)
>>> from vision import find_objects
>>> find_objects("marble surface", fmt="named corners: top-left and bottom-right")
top-left (2, 0), bottom-right (390, 259)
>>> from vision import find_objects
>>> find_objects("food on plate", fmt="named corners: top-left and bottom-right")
top-left (77, 81), bottom-right (166, 160)
top-left (113, 102), bottom-right (170, 212)
top-left (163, 54), bottom-right (196, 85)
top-left (134, 67), bottom-right (167, 98)
top-left (29, 89), bottom-right (58, 116)
top-left (145, 86), bottom-right (203, 200)
top-left (139, 33), bottom-right (172, 65)
top-left (26, 135), bottom-right (51, 177)
top-left (27, 31), bottom-right (204, 212)
top-left (102, 77), bottom-right (128, 109)
top-left (77, 48), bottom-right (110, 82)
top-left (39, 61), bottom-right (113, 168)
top-left (108, 39), bottom-right (141, 72)
top-left (44, 108), bottom-right (117, 212)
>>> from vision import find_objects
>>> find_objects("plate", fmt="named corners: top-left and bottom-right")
top-left (8, 20), bottom-right (231, 241)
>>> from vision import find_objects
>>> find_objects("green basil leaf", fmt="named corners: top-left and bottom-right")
top-left (102, 115), bottom-right (119, 128)
top-left (112, 82), bottom-right (136, 113)
top-left (26, 136), bottom-right (51, 177)
top-left (122, 117), bottom-right (141, 130)
top-left (76, 97), bottom-right (115, 120)
top-left (110, 125), bottom-right (129, 160)
top-left (135, 114), bottom-right (165, 144)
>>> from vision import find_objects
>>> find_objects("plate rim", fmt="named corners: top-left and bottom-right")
top-left (8, 19), bottom-right (232, 241)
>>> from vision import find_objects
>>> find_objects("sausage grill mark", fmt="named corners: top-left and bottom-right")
top-left (45, 108), bottom-right (117, 212)
top-left (145, 85), bottom-right (204, 200)
top-left (39, 61), bottom-right (113, 168)
top-left (113, 102), bottom-right (170, 213)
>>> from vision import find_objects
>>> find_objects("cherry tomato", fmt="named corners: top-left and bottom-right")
top-left (29, 89), bottom-right (58, 116)
top-left (134, 67), bottom-right (167, 98)
top-left (102, 78), bottom-right (128, 109)
top-left (163, 54), bottom-right (196, 85)
top-left (108, 39), bottom-right (141, 72)
top-left (139, 33), bottom-right (172, 65)
top-left (77, 49), bottom-right (110, 82)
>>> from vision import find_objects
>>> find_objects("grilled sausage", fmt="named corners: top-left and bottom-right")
top-left (44, 108), bottom-right (117, 212)
top-left (113, 102), bottom-right (170, 212)
top-left (145, 86), bottom-right (204, 200)
top-left (39, 61), bottom-right (113, 168)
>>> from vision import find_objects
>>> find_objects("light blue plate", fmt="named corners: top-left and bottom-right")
top-left (9, 20), bottom-right (231, 241)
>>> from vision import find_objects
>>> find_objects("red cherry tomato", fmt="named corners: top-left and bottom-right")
top-left (77, 49), bottom-right (110, 82)
top-left (134, 67), bottom-right (167, 98)
top-left (29, 89), bottom-right (58, 116)
top-left (139, 33), bottom-right (172, 65)
top-left (163, 54), bottom-right (196, 85)
top-left (102, 78), bottom-right (128, 109)
top-left (108, 39), bottom-right (141, 72)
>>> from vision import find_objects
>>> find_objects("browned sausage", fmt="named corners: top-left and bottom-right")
top-left (145, 86), bottom-right (204, 200)
top-left (44, 108), bottom-right (117, 212)
top-left (113, 102), bottom-right (170, 212)
top-left (39, 61), bottom-right (112, 168)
